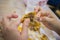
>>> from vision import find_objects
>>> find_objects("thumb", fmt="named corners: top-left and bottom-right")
top-left (21, 18), bottom-right (30, 40)
top-left (22, 18), bottom-right (30, 27)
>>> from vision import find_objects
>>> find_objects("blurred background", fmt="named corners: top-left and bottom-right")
top-left (47, 0), bottom-right (60, 19)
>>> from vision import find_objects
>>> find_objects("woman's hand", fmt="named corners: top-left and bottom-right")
top-left (34, 7), bottom-right (60, 35)
top-left (1, 13), bottom-right (30, 40)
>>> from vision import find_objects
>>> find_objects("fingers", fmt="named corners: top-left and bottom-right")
top-left (34, 7), bottom-right (40, 13)
top-left (40, 17), bottom-right (54, 23)
top-left (35, 10), bottom-right (48, 21)
top-left (1, 13), bottom-right (18, 27)
top-left (34, 7), bottom-right (51, 17)
top-left (8, 14), bottom-right (19, 27)
top-left (35, 7), bottom-right (53, 22)
top-left (35, 11), bottom-right (41, 21)
top-left (34, 6), bottom-right (42, 13)
top-left (8, 13), bottom-right (19, 27)
top-left (40, 17), bottom-right (56, 30)
top-left (7, 13), bottom-right (18, 19)
top-left (21, 18), bottom-right (30, 40)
